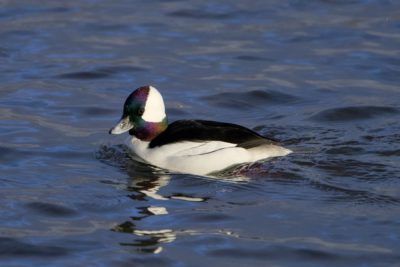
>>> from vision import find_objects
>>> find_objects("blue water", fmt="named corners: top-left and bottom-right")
top-left (1, 1), bottom-right (400, 266)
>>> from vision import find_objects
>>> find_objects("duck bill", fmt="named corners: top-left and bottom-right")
top-left (109, 116), bottom-right (134, 135)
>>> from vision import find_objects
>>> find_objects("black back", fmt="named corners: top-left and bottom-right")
top-left (149, 120), bottom-right (276, 149)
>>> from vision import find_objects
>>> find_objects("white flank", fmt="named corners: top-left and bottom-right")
top-left (142, 86), bottom-right (166, 122)
top-left (126, 137), bottom-right (292, 176)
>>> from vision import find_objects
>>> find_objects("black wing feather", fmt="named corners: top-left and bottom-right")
top-left (149, 120), bottom-right (276, 149)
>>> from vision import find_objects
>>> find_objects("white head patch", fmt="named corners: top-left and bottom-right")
top-left (142, 86), bottom-right (166, 122)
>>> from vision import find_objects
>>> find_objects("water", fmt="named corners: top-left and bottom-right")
top-left (1, 0), bottom-right (399, 266)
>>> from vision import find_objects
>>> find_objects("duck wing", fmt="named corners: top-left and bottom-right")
top-left (149, 120), bottom-right (276, 149)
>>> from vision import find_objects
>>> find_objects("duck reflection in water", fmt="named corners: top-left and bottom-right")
top-left (98, 144), bottom-right (254, 254)
top-left (111, 152), bottom-right (206, 254)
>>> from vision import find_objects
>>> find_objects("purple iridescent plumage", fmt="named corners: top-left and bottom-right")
top-left (125, 86), bottom-right (149, 106)
top-left (131, 118), bottom-right (168, 141)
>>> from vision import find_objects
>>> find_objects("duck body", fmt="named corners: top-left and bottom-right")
top-left (110, 86), bottom-right (291, 175)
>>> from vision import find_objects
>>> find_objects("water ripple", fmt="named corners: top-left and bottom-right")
top-left (0, 237), bottom-right (69, 258)
top-left (25, 202), bottom-right (78, 217)
top-left (311, 106), bottom-right (399, 122)
top-left (202, 89), bottom-right (300, 109)
top-left (57, 71), bottom-right (111, 80)
top-left (56, 65), bottom-right (148, 80)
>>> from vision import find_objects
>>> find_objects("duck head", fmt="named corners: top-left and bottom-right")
top-left (109, 85), bottom-right (168, 141)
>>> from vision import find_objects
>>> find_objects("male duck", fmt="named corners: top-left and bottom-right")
top-left (109, 86), bottom-right (291, 175)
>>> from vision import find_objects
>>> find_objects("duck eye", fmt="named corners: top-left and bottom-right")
top-left (137, 108), bottom-right (144, 116)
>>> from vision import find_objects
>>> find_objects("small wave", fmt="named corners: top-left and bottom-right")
top-left (95, 144), bottom-right (131, 168)
top-left (0, 237), bottom-right (69, 257)
top-left (25, 202), bottom-right (78, 217)
top-left (310, 106), bottom-right (398, 122)
top-left (95, 65), bottom-right (148, 74)
top-left (56, 65), bottom-right (148, 80)
top-left (309, 179), bottom-right (400, 205)
top-left (78, 106), bottom-right (115, 116)
top-left (168, 9), bottom-right (240, 20)
top-left (202, 89), bottom-right (299, 109)
top-left (56, 71), bottom-right (110, 80)
top-left (235, 55), bottom-right (272, 61)
top-left (0, 47), bottom-right (9, 57)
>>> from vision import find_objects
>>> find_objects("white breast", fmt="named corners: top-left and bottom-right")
top-left (126, 137), bottom-right (291, 175)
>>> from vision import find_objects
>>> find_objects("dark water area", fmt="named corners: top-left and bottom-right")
top-left (1, 0), bottom-right (400, 266)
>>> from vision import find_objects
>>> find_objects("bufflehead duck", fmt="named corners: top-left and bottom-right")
top-left (109, 85), bottom-right (291, 175)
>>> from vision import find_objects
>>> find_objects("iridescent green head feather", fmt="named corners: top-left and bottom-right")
top-left (109, 85), bottom-right (167, 141)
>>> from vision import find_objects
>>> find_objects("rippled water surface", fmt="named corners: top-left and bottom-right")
top-left (1, 1), bottom-right (400, 266)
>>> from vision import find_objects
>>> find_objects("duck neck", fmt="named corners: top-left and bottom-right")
top-left (130, 117), bottom-right (168, 142)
